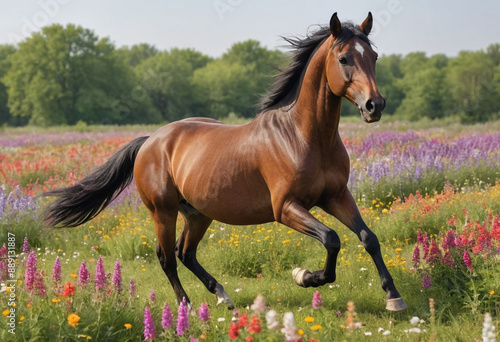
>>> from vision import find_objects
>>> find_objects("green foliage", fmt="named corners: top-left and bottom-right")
top-left (1, 23), bottom-right (500, 126)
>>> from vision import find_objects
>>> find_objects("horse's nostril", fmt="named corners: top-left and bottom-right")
top-left (366, 100), bottom-right (375, 113)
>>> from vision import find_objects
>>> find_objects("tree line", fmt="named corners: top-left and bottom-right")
top-left (0, 24), bottom-right (499, 126)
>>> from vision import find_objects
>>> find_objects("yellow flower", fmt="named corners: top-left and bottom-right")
top-left (124, 323), bottom-right (132, 329)
top-left (19, 316), bottom-right (25, 321)
top-left (304, 316), bottom-right (314, 323)
top-left (311, 324), bottom-right (323, 330)
top-left (298, 329), bottom-right (304, 335)
top-left (490, 290), bottom-right (495, 295)
top-left (70, 273), bottom-right (78, 279)
top-left (68, 313), bottom-right (81, 327)
top-left (78, 335), bottom-right (92, 339)
top-left (52, 298), bottom-right (61, 303)
top-left (2, 309), bottom-right (9, 317)
top-left (395, 248), bottom-right (403, 253)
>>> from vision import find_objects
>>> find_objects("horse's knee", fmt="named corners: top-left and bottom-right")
top-left (360, 230), bottom-right (380, 255)
top-left (324, 230), bottom-right (341, 255)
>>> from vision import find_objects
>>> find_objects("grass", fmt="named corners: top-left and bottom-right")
top-left (1, 120), bottom-right (499, 341)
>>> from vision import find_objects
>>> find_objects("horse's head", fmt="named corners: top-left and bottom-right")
top-left (325, 12), bottom-right (385, 123)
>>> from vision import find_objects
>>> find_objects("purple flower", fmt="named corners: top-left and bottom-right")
top-left (95, 256), bottom-right (107, 291)
top-left (129, 279), bottom-right (137, 297)
top-left (441, 251), bottom-right (456, 268)
top-left (422, 273), bottom-right (432, 289)
top-left (22, 237), bottom-right (30, 254)
top-left (35, 270), bottom-right (47, 296)
top-left (143, 306), bottom-right (157, 340)
top-left (52, 256), bottom-right (62, 284)
top-left (177, 297), bottom-right (189, 336)
top-left (426, 240), bottom-right (442, 264)
top-left (162, 302), bottom-right (173, 329)
top-left (442, 229), bottom-right (457, 250)
top-left (24, 251), bottom-right (37, 292)
top-left (412, 244), bottom-right (420, 267)
top-left (112, 259), bottom-right (122, 292)
top-left (78, 261), bottom-right (90, 287)
top-left (0, 244), bottom-right (7, 280)
top-left (149, 289), bottom-right (156, 304)
top-left (199, 302), bottom-right (210, 322)
top-left (463, 251), bottom-right (473, 271)
top-left (312, 291), bottom-right (324, 309)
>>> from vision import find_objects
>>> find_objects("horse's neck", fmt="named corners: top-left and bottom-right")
top-left (291, 37), bottom-right (342, 148)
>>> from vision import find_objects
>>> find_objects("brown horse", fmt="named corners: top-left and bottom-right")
top-left (43, 12), bottom-right (407, 311)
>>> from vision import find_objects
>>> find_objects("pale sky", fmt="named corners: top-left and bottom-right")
top-left (1, 0), bottom-right (499, 57)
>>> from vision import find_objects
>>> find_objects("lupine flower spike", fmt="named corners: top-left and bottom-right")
top-left (162, 302), bottom-right (173, 329)
top-left (112, 259), bottom-right (122, 292)
top-left (143, 306), bottom-right (157, 340)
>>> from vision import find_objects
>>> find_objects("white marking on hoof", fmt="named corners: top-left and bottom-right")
top-left (386, 297), bottom-right (408, 311)
top-left (292, 268), bottom-right (309, 287)
top-left (215, 283), bottom-right (235, 310)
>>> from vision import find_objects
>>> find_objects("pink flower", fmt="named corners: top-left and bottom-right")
top-left (426, 240), bottom-right (442, 264)
top-left (34, 270), bottom-right (47, 296)
top-left (143, 306), bottom-right (157, 340)
top-left (162, 302), bottom-right (173, 329)
top-left (199, 302), bottom-right (210, 322)
top-left (250, 294), bottom-right (267, 314)
top-left (24, 251), bottom-right (37, 292)
top-left (149, 289), bottom-right (156, 304)
top-left (129, 279), bottom-right (137, 297)
top-left (112, 259), bottom-right (122, 292)
top-left (22, 237), bottom-right (30, 254)
top-left (441, 229), bottom-right (457, 250)
top-left (412, 244), bottom-right (420, 267)
top-left (52, 256), bottom-right (62, 284)
top-left (94, 256), bottom-right (107, 291)
top-left (463, 251), bottom-right (473, 270)
top-left (78, 261), bottom-right (90, 288)
top-left (177, 297), bottom-right (189, 336)
top-left (312, 291), bottom-right (324, 309)
top-left (441, 251), bottom-right (456, 268)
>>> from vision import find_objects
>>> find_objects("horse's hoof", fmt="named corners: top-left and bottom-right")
top-left (215, 283), bottom-right (235, 310)
top-left (292, 268), bottom-right (310, 288)
top-left (386, 297), bottom-right (407, 311)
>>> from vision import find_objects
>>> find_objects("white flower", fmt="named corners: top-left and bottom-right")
top-left (266, 309), bottom-right (280, 330)
top-left (281, 312), bottom-right (300, 342)
top-left (217, 317), bottom-right (225, 322)
top-left (364, 331), bottom-right (372, 336)
top-left (410, 316), bottom-right (420, 325)
top-left (383, 330), bottom-right (391, 335)
top-left (251, 295), bottom-right (267, 314)
top-left (482, 312), bottom-right (496, 342)
top-left (408, 328), bottom-right (421, 333)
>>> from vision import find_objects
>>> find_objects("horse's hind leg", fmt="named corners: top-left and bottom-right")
top-left (176, 200), bottom-right (235, 310)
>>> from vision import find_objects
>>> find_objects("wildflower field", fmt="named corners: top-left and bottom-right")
top-left (1, 120), bottom-right (499, 341)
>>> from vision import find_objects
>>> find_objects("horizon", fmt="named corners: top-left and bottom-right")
top-left (0, 1), bottom-right (499, 58)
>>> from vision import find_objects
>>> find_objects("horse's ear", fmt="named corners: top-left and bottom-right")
top-left (360, 12), bottom-right (373, 36)
top-left (330, 12), bottom-right (342, 38)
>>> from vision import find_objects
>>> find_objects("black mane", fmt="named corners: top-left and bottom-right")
top-left (258, 22), bottom-right (372, 112)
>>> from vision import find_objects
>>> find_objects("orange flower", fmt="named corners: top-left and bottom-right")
top-left (68, 313), bottom-right (80, 327)
top-left (62, 282), bottom-right (75, 297)
top-left (247, 316), bottom-right (261, 333)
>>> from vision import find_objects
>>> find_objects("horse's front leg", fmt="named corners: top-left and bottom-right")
top-left (279, 200), bottom-right (341, 288)
top-left (321, 189), bottom-right (407, 311)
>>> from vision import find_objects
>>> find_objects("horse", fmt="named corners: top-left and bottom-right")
top-left (42, 12), bottom-right (407, 312)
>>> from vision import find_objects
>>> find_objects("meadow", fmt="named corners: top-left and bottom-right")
top-left (0, 120), bottom-right (499, 341)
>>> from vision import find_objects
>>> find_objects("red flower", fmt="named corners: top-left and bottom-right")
top-left (238, 313), bottom-right (248, 327)
top-left (246, 337), bottom-right (254, 342)
top-left (62, 282), bottom-right (75, 297)
top-left (247, 315), bottom-right (261, 333)
top-left (228, 322), bottom-right (240, 340)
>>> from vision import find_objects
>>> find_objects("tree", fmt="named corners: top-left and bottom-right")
top-left (116, 43), bottom-right (158, 67)
top-left (0, 45), bottom-right (18, 125)
top-left (3, 24), bottom-right (156, 126)
top-left (375, 54), bottom-right (404, 115)
top-left (445, 50), bottom-right (498, 122)
top-left (135, 48), bottom-right (211, 122)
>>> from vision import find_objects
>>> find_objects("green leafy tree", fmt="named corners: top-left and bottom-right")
top-left (116, 43), bottom-right (158, 67)
top-left (135, 48), bottom-right (211, 122)
top-left (375, 54), bottom-right (404, 115)
top-left (3, 24), bottom-right (153, 126)
top-left (0, 45), bottom-right (18, 125)
top-left (445, 50), bottom-right (498, 122)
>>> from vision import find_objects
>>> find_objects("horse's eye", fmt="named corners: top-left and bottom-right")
top-left (339, 56), bottom-right (348, 65)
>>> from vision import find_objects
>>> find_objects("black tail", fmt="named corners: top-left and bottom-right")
top-left (42, 136), bottom-right (149, 227)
